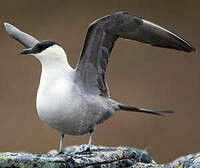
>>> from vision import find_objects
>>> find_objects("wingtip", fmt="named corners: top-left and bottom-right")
top-left (140, 19), bottom-right (196, 54)
top-left (182, 42), bottom-right (196, 53)
top-left (3, 22), bottom-right (16, 34)
top-left (3, 22), bottom-right (8, 26)
top-left (188, 46), bottom-right (197, 53)
top-left (3, 22), bottom-right (11, 29)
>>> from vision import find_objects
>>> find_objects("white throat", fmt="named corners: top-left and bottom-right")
top-left (34, 44), bottom-right (75, 100)
top-left (33, 44), bottom-right (71, 70)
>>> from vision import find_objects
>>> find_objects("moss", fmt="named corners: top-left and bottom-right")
top-left (0, 146), bottom-right (199, 168)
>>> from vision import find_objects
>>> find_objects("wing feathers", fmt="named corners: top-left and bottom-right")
top-left (4, 23), bottom-right (39, 48)
top-left (76, 12), bottom-right (195, 97)
top-left (132, 20), bottom-right (195, 52)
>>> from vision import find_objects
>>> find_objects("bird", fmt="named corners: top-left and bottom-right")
top-left (4, 12), bottom-right (195, 154)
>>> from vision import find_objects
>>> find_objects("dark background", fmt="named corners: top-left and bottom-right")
top-left (0, 0), bottom-right (199, 163)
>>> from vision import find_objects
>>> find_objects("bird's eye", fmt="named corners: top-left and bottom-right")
top-left (38, 44), bottom-right (49, 52)
top-left (38, 44), bottom-right (45, 50)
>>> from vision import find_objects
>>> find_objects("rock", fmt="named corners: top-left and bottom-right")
top-left (63, 145), bottom-right (152, 167)
top-left (0, 145), bottom-right (199, 168)
top-left (167, 153), bottom-right (200, 168)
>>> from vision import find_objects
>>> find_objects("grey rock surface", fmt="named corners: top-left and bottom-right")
top-left (167, 153), bottom-right (200, 168)
top-left (0, 145), bottom-right (198, 168)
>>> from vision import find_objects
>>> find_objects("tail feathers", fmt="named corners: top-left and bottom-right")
top-left (118, 104), bottom-right (173, 116)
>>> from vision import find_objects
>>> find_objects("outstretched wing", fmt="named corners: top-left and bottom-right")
top-left (76, 12), bottom-right (195, 97)
top-left (4, 23), bottom-right (39, 48)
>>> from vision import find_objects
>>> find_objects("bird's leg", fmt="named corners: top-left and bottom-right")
top-left (75, 130), bottom-right (94, 155)
top-left (85, 130), bottom-right (94, 152)
top-left (58, 133), bottom-right (64, 154)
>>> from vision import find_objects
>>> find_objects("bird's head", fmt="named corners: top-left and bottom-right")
top-left (20, 40), bottom-right (68, 66)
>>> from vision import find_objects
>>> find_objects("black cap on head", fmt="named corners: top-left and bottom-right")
top-left (20, 40), bottom-right (58, 54)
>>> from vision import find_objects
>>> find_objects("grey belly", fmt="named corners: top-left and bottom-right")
top-left (37, 96), bottom-right (115, 135)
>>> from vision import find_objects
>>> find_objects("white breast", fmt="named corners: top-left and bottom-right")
top-left (32, 45), bottom-right (97, 135)
top-left (34, 45), bottom-right (111, 135)
top-left (36, 67), bottom-right (96, 135)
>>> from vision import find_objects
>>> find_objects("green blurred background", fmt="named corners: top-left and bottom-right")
top-left (0, 0), bottom-right (199, 163)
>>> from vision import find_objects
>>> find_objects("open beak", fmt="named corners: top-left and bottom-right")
top-left (19, 48), bottom-right (33, 54)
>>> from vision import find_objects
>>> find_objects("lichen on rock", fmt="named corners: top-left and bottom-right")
top-left (0, 145), bottom-right (199, 168)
